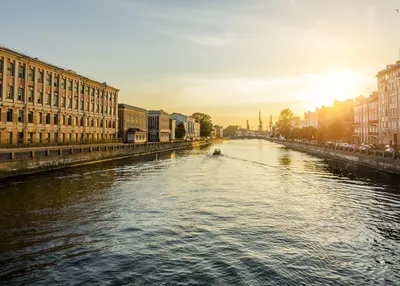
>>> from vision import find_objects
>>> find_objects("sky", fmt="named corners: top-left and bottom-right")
top-left (1, 0), bottom-right (400, 128)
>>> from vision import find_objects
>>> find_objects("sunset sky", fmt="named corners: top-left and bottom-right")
top-left (2, 0), bottom-right (400, 128)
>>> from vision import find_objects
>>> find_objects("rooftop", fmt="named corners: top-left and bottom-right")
top-left (0, 45), bottom-right (119, 91)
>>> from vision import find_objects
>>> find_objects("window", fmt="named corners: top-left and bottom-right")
top-left (28, 132), bottom-right (34, 143)
top-left (68, 98), bottom-right (72, 108)
top-left (62, 115), bottom-right (65, 125)
top-left (54, 114), bottom-right (58, 125)
top-left (45, 93), bottom-right (50, 105)
top-left (38, 112), bottom-right (43, 124)
top-left (18, 88), bottom-right (24, 101)
top-left (28, 90), bottom-right (34, 102)
top-left (7, 85), bottom-right (14, 99)
top-left (28, 111), bottom-right (34, 123)
top-left (6, 109), bottom-right (13, 122)
top-left (61, 96), bottom-right (66, 107)
top-left (80, 117), bottom-right (84, 127)
top-left (28, 68), bottom-right (34, 81)
top-left (61, 78), bottom-right (65, 89)
top-left (54, 132), bottom-right (58, 142)
top-left (69, 80), bottom-right (73, 91)
top-left (18, 65), bottom-right (25, 79)
top-left (54, 92), bottom-right (59, 106)
top-left (68, 116), bottom-right (72, 126)
top-left (8, 132), bottom-right (13, 144)
top-left (46, 113), bottom-right (50, 124)
top-left (46, 74), bottom-right (51, 85)
top-left (37, 91), bottom-right (43, 104)
top-left (80, 100), bottom-right (84, 111)
top-left (18, 110), bottom-right (23, 122)
top-left (17, 132), bottom-right (24, 144)
top-left (39, 132), bottom-right (42, 143)
top-left (54, 76), bottom-right (59, 87)
top-left (38, 71), bottom-right (44, 83)
top-left (0, 59), bottom-right (3, 71)
top-left (74, 82), bottom-right (78, 92)
top-left (62, 133), bottom-right (65, 142)
top-left (91, 119), bottom-right (94, 127)
top-left (47, 133), bottom-right (51, 143)
top-left (74, 97), bottom-right (78, 110)
top-left (0, 83), bottom-right (2, 99)
top-left (7, 62), bottom-right (15, 76)
top-left (75, 116), bottom-right (78, 126)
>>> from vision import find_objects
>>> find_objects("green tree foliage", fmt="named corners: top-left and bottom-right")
top-left (175, 122), bottom-right (186, 139)
top-left (277, 108), bottom-right (293, 139)
top-left (192, 112), bottom-right (213, 137)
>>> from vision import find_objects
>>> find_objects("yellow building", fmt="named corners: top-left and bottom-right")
top-left (0, 46), bottom-right (119, 145)
top-left (118, 104), bottom-right (147, 143)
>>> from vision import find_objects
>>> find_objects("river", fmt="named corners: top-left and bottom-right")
top-left (0, 140), bottom-right (399, 285)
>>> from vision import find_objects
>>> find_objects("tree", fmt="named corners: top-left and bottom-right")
top-left (277, 108), bottom-right (293, 139)
top-left (191, 112), bottom-right (213, 137)
top-left (175, 122), bottom-right (186, 139)
top-left (326, 122), bottom-right (345, 142)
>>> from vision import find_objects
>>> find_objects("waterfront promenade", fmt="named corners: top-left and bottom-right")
top-left (231, 136), bottom-right (400, 175)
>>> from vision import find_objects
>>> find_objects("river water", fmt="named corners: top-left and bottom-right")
top-left (0, 140), bottom-right (399, 285)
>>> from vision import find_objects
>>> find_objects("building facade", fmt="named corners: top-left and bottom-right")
top-left (148, 110), bottom-right (171, 142)
top-left (377, 61), bottom-right (400, 148)
top-left (0, 47), bottom-right (118, 145)
top-left (303, 111), bottom-right (318, 128)
top-left (169, 119), bottom-right (176, 141)
top-left (118, 104), bottom-right (147, 143)
top-left (214, 125), bottom-right (223, 138)
top-left (352, 92), bottom-right (379, 145)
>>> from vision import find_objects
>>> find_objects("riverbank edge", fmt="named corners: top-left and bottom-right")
top-left (268, 139), bottom-right (400, 175)
top-left (0, 140), bottom-right (213, 179)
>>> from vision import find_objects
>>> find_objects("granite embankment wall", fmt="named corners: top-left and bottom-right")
top-left (0, 141), bottom-right (209, 179)
top-left (271, 139), bottom-right (400, 175)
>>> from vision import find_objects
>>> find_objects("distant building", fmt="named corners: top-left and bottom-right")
top-left (223, 125), bottom-right (239, 137)
top-left (377, 60), bottom-right (400, 148)
top-left (194, 122), bottom-right (200, 139)
top-left (148, 110), bottom-right (171, 142)
top-left (118, 104), bottom-right (147, 143)
top-left (290, 116), bottom-right (301, 128)
top-left (214, 125), bottom-right (223, 138)
top-left (169, 119), bottom-right (176, 141)
top-left (352, 92), bottom-right (378, 145)
top-left (0, 46), bottom-right (119, 145)
top-left (304, 111), bottom-right (318, 128)
top-left (210, 126), bottom-right (216, 139)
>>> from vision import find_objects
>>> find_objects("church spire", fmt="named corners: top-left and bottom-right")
top-left (258, 110), bottom-right (263, 132)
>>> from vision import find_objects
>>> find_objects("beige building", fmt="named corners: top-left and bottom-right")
top-left (352, 92), bottom-right (379, 145)
top-left (377, 61), bottom-right (400, 148)
top-left (303, 111), bottom-right (318, 128)
top-left (118, 104), bottom-right (147, 143)
top-left (214, 125), bottom-right (223, 138)
top-left (148, 110), bottom-right (171, 142)
top-left (0, 47), bottom-right (118, 145)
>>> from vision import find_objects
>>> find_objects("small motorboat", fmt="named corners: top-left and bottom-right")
top-left (213, 149), bottom-right (221, 156)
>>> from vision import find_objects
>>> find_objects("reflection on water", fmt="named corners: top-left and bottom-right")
top-left (0, 140), bottom-right (399, 285)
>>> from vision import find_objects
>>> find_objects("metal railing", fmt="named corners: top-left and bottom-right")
top-left (0, 138), bottom-right (123, 149)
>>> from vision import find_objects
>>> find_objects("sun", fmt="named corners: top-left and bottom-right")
top-left (305, 70), bottom-right (361, 109)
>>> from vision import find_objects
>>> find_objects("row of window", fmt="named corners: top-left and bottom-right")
top-left (0, 58), bottom-right (117, 102)
top-left (0, 108), bottom-right (116, 128)
top-left (2, 131), bottom-right (115, 144)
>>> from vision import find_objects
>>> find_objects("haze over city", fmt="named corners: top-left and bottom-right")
top-left (2, 0), bottom-right (400, 126)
